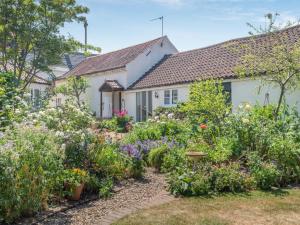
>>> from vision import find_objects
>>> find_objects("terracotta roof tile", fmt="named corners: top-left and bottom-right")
top-left (129, 25), bottom-right (300, 90)
top-left (62, 36), bottom-right (166, 78)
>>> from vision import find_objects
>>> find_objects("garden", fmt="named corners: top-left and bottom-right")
top-left (1, 74), bottom-right (300, 224)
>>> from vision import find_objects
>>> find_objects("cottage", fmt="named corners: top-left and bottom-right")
top-left (56, 25), bottom-right (300, 121)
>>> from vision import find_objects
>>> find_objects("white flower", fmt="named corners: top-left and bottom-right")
top-left (242, 118), bottom-right (250, 124)
top-left (154, 116), bottom-right (159, 120)
top-left (15, 96), bottom-right (21, 101)
top-left (244, 103), bottom-right (251, 111)
top-left (15, 109), bottom-right (21, 114)
top-left (167, 113), bottom-right (174, 119)
top-left (61, 143), bottom-right (66, 150)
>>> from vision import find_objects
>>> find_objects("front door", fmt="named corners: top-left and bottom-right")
top-left (103, 93), bottom-right (112, 118)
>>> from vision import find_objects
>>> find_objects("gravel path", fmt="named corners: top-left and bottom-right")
top-left (27, 168), bottom-right (171, 225)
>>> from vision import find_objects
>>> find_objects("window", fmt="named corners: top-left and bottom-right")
top-left (222, 82), bottom-right (232, 104)
top-left (172, 90), bottom-right (178, 104)
top-left (164, 90), bottom-right (170, 105)
top-left (56, 98), bottom-right (62, 107)
top-left (34, 89), bottom-right (41, 108)
top-left (136, 91), bottom-right (152, 122)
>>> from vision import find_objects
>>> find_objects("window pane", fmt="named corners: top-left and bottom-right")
top-left (148, 91), bottom-right (152, 117)
top-left (141, 91), bottom-right (147, 121)
top-left (222, 82), bottom-right (232, 104)
top-left (164, 90), bottom-right (170, 105)
top-left (172, 90), bottom-right (178, 104)
top-left (136, 92), bottom-right (141, 122)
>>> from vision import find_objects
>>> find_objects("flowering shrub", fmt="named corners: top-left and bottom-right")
top-left (0, 125), bottom-right (64, 223)
top-left (115, 109), bottom-right (132, 133)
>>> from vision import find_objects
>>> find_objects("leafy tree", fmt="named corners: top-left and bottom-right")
top-left (0, 72), bottom-right (25, 128)
top-left (235, 13), bottom-right (300, 117)
top-left (182, 79), bottom-right (231, 124)
top-left (55, 76), bottom-right (89, 107)
top-left (0, 0), bottom-right (100, 91)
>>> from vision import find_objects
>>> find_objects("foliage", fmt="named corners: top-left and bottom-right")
top-left (63, 168), bottom-right (89, 192)
top-left (168, 167), bottom-right (211, 196)
top-left (0, 125), bottom-right (64, 223)
top-left (0, 0), bottom-right (100, 90)
top-left (211, 163), bottom-right (254, 193)
top-left (148, 145), bottom-right (169, 171)
top-left (89, 144), bottom-right (128, 180)
top-left (55, 76), bottom-right (89, 108)
top-left (115, 110), bottom-right (132, 133)
top-left (235, 13), bottom-right (300, 117)
top-left (0, 72), bottom-right (29, 128)
top-left (181, 79), bottom-right (231, 124)
top-left (98, 177), bottom-right (114, 198)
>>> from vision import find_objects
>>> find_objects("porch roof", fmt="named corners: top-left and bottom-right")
top-left (99, 80), bottom-right (124, 92)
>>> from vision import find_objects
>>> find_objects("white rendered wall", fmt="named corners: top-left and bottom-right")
top-left (231, 79), bottom-right (300, 111)
top-left (125, 79), bottom-right (300, 121)
top-left (126, 37), bottom-right (178, 87)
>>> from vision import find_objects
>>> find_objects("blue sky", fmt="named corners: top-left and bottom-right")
top-left (62, 0), bottom-right (300, 53)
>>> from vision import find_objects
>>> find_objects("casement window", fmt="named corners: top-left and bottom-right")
top-left (172, 90), bottom-right (178, 104)
top-left (164, 89), bottom-right (178, 105)
top-left (164, 90), bottom-right (170, 105)
top-left (136, 91), bottom-right (153, 122)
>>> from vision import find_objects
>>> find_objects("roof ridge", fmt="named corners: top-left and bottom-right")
top-left (171, 24), bottom-right (300, 57)
top-left (89, 36), bottom-right (166, 59)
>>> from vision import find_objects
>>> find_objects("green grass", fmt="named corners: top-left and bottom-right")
top-left (114, 189), bottom-right (300, 225)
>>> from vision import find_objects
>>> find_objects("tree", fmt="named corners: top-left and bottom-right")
top-left (55, 76), bottom-right (89, 108)
top-left (0, 72), bottom-right (25, 128)
top-left (235, 13), bottom-right (300, 117)
top-left (0, 0), bottom-right (100, 92)
top-left (182, 79), bottom-right (231, 124)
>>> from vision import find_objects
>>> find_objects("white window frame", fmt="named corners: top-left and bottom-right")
top-left (164, 90), bottom-right (171, 105)
top-left (172, 89), bottom-right (178, 104)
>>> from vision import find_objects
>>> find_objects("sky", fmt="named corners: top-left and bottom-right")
top-left (61, 0), bottom-right (300, 53)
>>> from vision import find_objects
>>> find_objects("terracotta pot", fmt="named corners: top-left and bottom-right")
top-left (69, 183), bottom-right (85, 201)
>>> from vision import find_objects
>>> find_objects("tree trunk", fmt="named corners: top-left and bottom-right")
top-left (275, 85), bottom-right (285, 119)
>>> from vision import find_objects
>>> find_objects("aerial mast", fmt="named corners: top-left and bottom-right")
top-left (150, 16), bottom-right (164, 37)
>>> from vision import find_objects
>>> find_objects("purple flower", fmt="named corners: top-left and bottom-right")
top-left (120, 144), bottom-right (141, 160)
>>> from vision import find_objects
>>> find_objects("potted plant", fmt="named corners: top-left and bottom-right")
top-left (63, 168), bottom-right (89, 201)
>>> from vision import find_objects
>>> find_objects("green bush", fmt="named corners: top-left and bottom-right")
top-left (168, 168), bottom-right (210, 196)
top-left (211, 163), bottom-right (253, 193)
top-left (89, 144), bottom-right (128, 180)
top-left (0, 126), bottom-right (64, 223)
top-left (148, 145), bottom-right (170, 171)
top-left (162, 147), bottom-right (187, 173)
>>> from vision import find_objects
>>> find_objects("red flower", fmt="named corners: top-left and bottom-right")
top-left (200, 124), bottom-right (208, 129)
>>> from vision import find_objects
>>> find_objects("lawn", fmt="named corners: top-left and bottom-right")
top-left (114, 189), bottom-right (300, 225)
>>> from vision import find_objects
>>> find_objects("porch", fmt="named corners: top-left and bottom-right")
top-left (99, 80), bottom-right (124, 119)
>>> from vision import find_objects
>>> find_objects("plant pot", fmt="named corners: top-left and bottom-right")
top-left (186, 151), bottom-right (207, 162)
top-left (69, 183), bottom-right (85, 201)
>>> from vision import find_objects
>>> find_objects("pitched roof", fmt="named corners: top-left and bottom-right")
top-left (61, 36), bottom-right (166, 79)
top-left (129, 25), bottom-right (300, 90)
top-left (99, 80), bottom-right (124, 92)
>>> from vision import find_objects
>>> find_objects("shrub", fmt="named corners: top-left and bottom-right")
top-left (162, 147), bottom-right (187, 173)
top-left (168, 168), bottom-right (210, 196)
top-left (0, 125), bottom-right (64, 223)
top-left (211, 163), bottom-right (253, 193)
top-left (148, 145), bottom-right (169, 171)
top-left (89, 145), bottom-right (128, 180)
top-left (120, 144), bottom-right (145, 179)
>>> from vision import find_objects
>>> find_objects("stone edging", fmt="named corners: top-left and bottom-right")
top-left (99, 190), bottom-right (176, 225)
